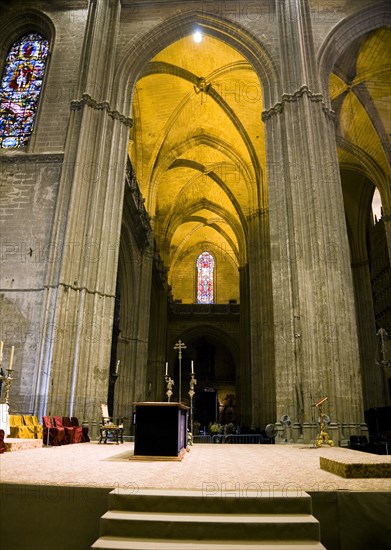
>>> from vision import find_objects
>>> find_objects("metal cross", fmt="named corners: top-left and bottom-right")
top-left (174, 339), bottom-right (187, 403)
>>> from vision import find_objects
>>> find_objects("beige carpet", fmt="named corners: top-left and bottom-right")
top-left (1, 441), bottom-right (390, 492)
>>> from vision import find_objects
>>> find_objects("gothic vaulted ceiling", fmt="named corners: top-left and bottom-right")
top-left (128, 27), bottom-right (389, 299)
top-left (129, 33), bottom-right (265, 301)
top-left (330, 28), bottom-right (390, 189)
top-left (330, 27), bottom-right (391, 246)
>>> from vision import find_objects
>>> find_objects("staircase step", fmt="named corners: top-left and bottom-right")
top-left (91, 536), bottom-right (327, 550)
top-left (92, 489), bottom-right (326, 550)
top-left (100, 510), bottom-right (320, 541)
top-left (109, 489), bottom-right (313, 515)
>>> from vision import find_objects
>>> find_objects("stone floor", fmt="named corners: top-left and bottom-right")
top-left (0, 441), bottom-right (390, 493)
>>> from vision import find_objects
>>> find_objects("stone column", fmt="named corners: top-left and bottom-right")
top-left (114, 242), bottom-right (154, 434)
top-left (238, 265), bottom-right (251, 426)
top-left (34, 0), bottom-right (131, 421)
top-left (146, 255), bottom-right (169, 403)
top-left (351, 259), bottom-right (385, 409)
top-left (264, 0), bottom-right (365, 436)
top-left (247, 207), bottom-right (275, 429)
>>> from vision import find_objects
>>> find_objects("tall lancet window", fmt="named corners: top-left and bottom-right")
top-left (0, 33), bottom-right (49, 149)
top-left (196, 251), bottom-right (215, 304)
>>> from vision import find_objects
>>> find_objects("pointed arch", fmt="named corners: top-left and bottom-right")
top-left (113, 9), bottom-right (280, 115)
top-left (318, 2), bottom-right (391, 107)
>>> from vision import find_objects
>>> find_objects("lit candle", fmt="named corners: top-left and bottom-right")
top-left (8, 345), bottom-right (14, 371)
top-left (165, 362), bottom-right (168, 376)
top-left (191, 360), bottom-right (194, 374)
top-left (115, 360), bottom-right (120, 374)
top-left (0, 341), bottom-right (3, 362)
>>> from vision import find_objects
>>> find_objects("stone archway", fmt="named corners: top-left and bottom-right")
top-left (318, 4), bottom-right (391, 413)
top-left (112, 8), bottom-right (279, 430)
top-left (167, 324), bottom-right (240, 425)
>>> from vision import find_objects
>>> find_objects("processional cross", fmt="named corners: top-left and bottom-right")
top-left (173, 339), bottom-right (187, 403)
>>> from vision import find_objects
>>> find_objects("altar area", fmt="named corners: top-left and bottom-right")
top-left (1, 440), bottom-right (388, 492)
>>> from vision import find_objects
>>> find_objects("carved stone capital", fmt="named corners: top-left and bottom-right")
top-left (247, 208), bottom-right (269, 221)
top-left (262, 85), bottom-right (335, 121)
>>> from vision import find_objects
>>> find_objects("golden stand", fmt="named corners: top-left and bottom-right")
top-left (188, 372), bottom-right (197, 443)
top-left (314, 397), bottom-right (334, 447)
top-left (164, 376), bottom-right (174, 402)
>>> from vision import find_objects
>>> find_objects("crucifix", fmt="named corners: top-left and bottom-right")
top-left (173, 339), bottom-right (187, 403)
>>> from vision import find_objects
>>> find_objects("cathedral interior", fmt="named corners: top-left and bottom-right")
top-left (0, 0), bottom-right (390, 443)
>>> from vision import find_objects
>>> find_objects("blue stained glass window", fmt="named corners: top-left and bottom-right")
top-left (197, 251), bottom-right (214, 304)
top-left (0, 33), bottom-right (49, 149)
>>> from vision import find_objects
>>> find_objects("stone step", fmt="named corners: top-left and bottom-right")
top-left (99, 510), bottom-right (321, 541)
top-left (91, 536), bottom-right (326, 550)
top-left (108, 489), bottom-right (313, 515)
top-left (91, 489), bottom-right (326, 550)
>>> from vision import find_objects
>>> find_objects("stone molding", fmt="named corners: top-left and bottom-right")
top-left (0, 152), bottom-right (63, 163)
top-left (70, 93), bottom-right (133, 127)
top-left (247, 208), bottom-right (269, 221)
top-left (169, 303), bottom-right (240, 316)
top-left (45, 282), bottom-right (116, 299)
top-left (262, 85), bottom-right (335, 121)
top-left (124, 159), bottom-right (153, 250)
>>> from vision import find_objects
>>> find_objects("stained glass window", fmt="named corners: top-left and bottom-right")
top-left (0, 33), bottom-right (49, 149)
top-left (197, 251), bottom-right (214, 304)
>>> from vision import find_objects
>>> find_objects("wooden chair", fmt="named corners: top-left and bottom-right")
top-left (99, 404), bottom-right (123, 444)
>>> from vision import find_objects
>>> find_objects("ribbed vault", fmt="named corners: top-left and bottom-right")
top-left (129, 32), bottom-right (265, 303)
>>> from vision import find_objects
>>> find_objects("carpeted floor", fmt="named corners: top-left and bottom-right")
top-left (0, 441), bottom-right (390, 492)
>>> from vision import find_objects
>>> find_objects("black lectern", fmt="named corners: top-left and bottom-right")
top-left (133, 402), bottom-right (189, 459)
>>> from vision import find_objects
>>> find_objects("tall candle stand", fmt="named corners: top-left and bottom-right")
top-left (314, 396), bottom-right (334, 447)
top-left (165, 375), bottom-right (174, 402)
top-left (188, 372), bottom-right (197, 438)
top-left (0, 370), bottom-right (14, 406)
top-left (0, 346), bottom-right (14, 406)
top-left (173, 339), bottom-right (187, 403)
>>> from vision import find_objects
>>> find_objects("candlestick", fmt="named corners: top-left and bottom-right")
top-left (314, 397), bottom-right (334, 447)
top-left (165, 375), bottom-right (174, 402)
top-left (188, 372), bottom-right (197, 438)
top-left (8, 346), bottom-right (14, 371)
top-left (0, 365), bottom-right (14, 406)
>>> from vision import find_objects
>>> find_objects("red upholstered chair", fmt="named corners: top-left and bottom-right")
top-left (0, 429), bottom-right (6, 454)
top-left (42, 416), bottom-right (65, 446)
top-left (62, 417), bottom-right (83, 443)
top-left (53, 416), bottom-right (74, 444)
top-left (70, 417), bottom-right (90, 442)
